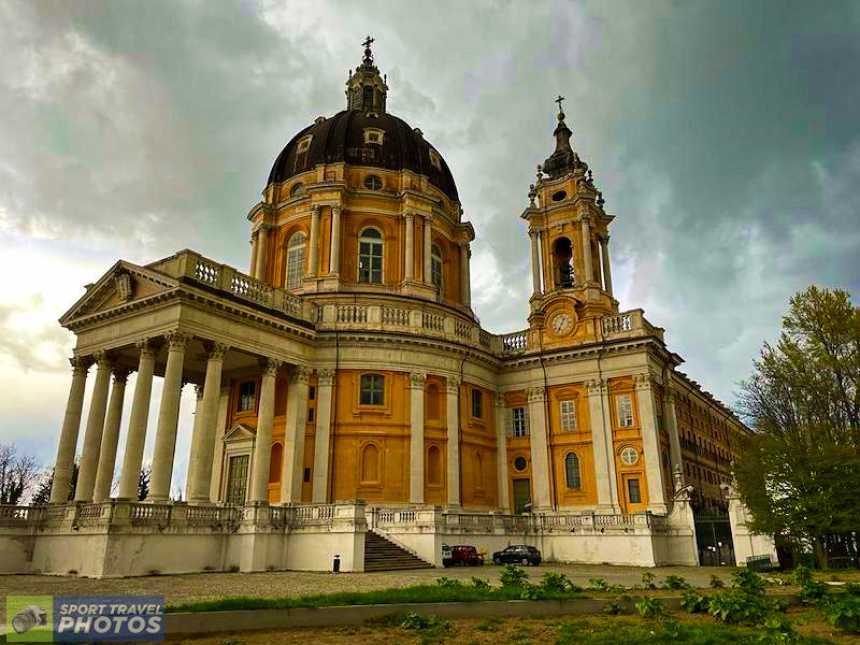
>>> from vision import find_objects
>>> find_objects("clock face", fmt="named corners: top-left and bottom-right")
top-left (551, 312), bottom-right (573, 336)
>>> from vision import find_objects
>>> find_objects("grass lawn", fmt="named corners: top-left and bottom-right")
top-left (168, 610), bottom-right (857, 644)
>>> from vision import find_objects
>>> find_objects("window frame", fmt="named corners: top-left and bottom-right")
top-left (237, 380), bottom-right (257, 413)
top-left (616, 393), bottom-right (634, 428)
top-left (627, 477), bottom-right (642, 504)
top-left (559, 399), bottom-right (577, 432)
top-left (470, 388), bottom-right (483, 419)
top-left (359, 373), bottom-right (385, 406)
top-left (511, 406), bottom-right (528, 437)
top-left (285, 231), bottom-right (306, 289)
top-left (363, 174), bottom-right (383, 191)
top-left (431, 243), bottom-right (443, 289)
top-left (564, 452), bottom-right (581, 490)
top-left (358, 227), bottom-right (384, 284)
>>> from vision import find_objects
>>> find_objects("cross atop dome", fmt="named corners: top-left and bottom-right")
top-left (362, 35), bottom-right (375, 66)
top-left (346, 35), bottom-right (388, 113)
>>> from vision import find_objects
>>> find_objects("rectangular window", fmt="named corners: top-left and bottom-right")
top-left (309, 386), bottom-right (316, 401)
top-left (512, 407), bottom-right (528, 437)
top-left (307, 407), bottom-right (315, 423)
top-left (471, 388), bottom-right (483, 418)
top-left (358, 239), bottom-right (383, 284)
top-left (238, 381), bottom-right (256, 412)
top-left (559, 399), bottom-right (577, 432)
top-left (303, 467), bottom-right (311, 483)
top-left (627, 477), bottom-right (642, 504)
top-left (360, 374), bottom-right (384, 406)
top-left (617, 394), bottom-right (634, 427)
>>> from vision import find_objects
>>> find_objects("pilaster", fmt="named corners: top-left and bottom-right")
top-left (312, 369), bottom-right (335, 502)
top-left (586, 378), bottom-right (620, 513)
top-left (409, 372), bottom-right (426, 503)
top-left (634, 372), bottom-right (668, 514)
top-left (281, 365), bottom-right (311, 503)
top-left (445, 376), bottom-right (461, 508)
top-left (526, 386), bottom-right (552, 510)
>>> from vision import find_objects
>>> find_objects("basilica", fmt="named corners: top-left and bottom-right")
top-left (0, 41), bottom-right (776, 576)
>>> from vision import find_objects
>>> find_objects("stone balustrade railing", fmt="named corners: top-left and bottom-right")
top-left (601, 309), bottom-right (665, 342)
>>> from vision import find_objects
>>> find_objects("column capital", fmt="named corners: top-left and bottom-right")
top-left (445, 376), bottom-right (460, 393)
top-left (194, 384), bottom-right (204, 400)
top-left (112, 368), bottom-right (131, 385)
top-left (331, 205), bottom-right (341, 216)
top-left (69, 355), bottom-right (93, 375)
top-left (600, 234), bottom-right (610, 244)
top-left (634, 371), bottom-right (658, 390)
top-left (495, 391), bottom-right (507, 408)
top-left (135, 337), bottom-right (157, 358)
top-left (164, 330), bottom-right (190, 350)
top-left (290, 365), bottom-right (312, 384)
top-left (404, 210), bottom-right (415, 221)
top-left (204, 341), bottom-right (230, 360)
top-left (528, 228), bottom-right (540, 239)
top-left (580, 210), bottom-right (592, 224)
top-left (585, 378), bottom-right (608, 396)
top-left (311, 204), bottom-right (322, 215)
top-left (92, 351), bottom-right (112, 369)
top-left (527, 386), bottom-right (546, 402)
top-left (408, 372), bottom-right (427, 389)
top-left (317, 368), bottom-right (336, 386)
top-left (260, 358), bottom-right (283, 377)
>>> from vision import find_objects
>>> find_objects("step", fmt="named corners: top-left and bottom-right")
top-left (363, 530), bottom-right (434, 571)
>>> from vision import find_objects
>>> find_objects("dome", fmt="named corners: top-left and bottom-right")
top-left (266, 110), bottom-right (460, 202)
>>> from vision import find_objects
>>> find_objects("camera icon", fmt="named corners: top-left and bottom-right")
top-left (11, 605), bottom-right (48, 634)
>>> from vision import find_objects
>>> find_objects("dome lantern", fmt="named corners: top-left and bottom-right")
top-left (346, 35), bottom-right (388, 114)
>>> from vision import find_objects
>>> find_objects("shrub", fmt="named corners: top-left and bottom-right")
top-left (602, 595), bottom-right (629, 615)
top-left (680, 589), bottom-right (708, 613)
top-left (821, 593), bottom-right (860, 633)
top-left (791, 564), bottom-right (813, 587)
top-left (707, 588), bottom-right (773, 624)
top-left (662, 574), bottom-right (691, 590)
top-left (759, 616), bottom-right (800, 645)
top-left (500, 564), bottom-right (529, 588)
top-left (731, 568), bottom-right (766, 595)
top-left (798, 579), bottom-right (828, 605)
top-left (436, 577), bottom-right (463, 588)
top-left (710, 574), bottom-right (726, 588)
top-left (400, 612), bottom-right (452, 644)
top-left (540, 572), bottom-right (573, 593)
top-left (586, 577), bottom-right (610, 592)
top-left (470, 577), bottom-right (490, 591)
top-left (640, 571), bottom-right (657, 590)
top-left (634, 596), bottom-right (664, 619)
top-left (519, 584), bottom-right (545, 600)
top-left (846, 582), bottom-right (860, 596)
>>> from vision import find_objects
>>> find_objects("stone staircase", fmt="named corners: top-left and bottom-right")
top-left (364, 530), bottom-right (434, 572)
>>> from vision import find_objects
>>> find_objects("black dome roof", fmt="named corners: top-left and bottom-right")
top-left (267, 110), bottom-right (459, 201)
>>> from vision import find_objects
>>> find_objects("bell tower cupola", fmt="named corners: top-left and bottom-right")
top-left (346, 36), bottom-right (388, 114)
top-left (521, 97), bottom-right (618, 343)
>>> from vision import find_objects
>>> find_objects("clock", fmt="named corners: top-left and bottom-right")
top-left (551, 312), bottom-right (573, 336)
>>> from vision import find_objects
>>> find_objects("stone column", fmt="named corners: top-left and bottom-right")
top-left (75, 353), bottom-right (113, 502)
top-left (118, 340), bottom-right (156, 499)
top-left (495, 392), bottom-right (511, 512)
top-left (529, 229), bottom-right (542, 298)
top-left (581, 213), bottom-right (594, 284)
top-left (586, 378), bottom-right (619, 512)
top-left (423, 214), bottom-right (432, 285)
top-left (93, 369), bottom-right (130, 502)
top-left (312, 369), bottom-right (335, 502)
top-left (527, 386), bottom-right (552, 510)
top-left (148, 332), bottom-right (188, 502)
top-left (330, 206), bottom-right (341, 274)
top-left (184, 386), bottom-right (204, 501)
top-left (309, 205), bottom-right (321, 276)
top-left (50, 357), bottom-right (91, 503)
top-left (209, 388), bottom-right (230, 501)
top-left (599, 236), bottom-right (613, 296)
top-left (404, 212), bottom-right (415, 281)
top-left (460, 243), bottom-right (471, 306)
top-left (445, 376), bottom-right (461, 508)
top-left (635, 373), bottom-right (668, 514)
top-left (409, 372), bottom-right (426, 504)
top-left (254, 225), bottom-right (269, 281)
top-left (281, 366), bottom-right (311, 503)
top-left (250, 358), bottom-right (280, 503)
top-left (187, 343), bottom-right (228, 503)
top-left (249, 233), bottom-right (258, 277)
top-left (663, 389), bottom-right (684, 492)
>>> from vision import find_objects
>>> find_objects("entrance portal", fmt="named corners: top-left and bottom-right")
top-left (512, 478), bottom-right (531, 514)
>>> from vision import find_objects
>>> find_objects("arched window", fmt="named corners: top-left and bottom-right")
top-left (268, 443), bottom-right (283, 483)
top-left (431, 244), bottom-right (443, 289)
top-left (289, 182), bottom-right (304, 197)
top-left (565, 452), bottom-right (581, 489)
top-left (360, 443), bottom-right (379, 483)
top-left (427, 446), bottom-right (441, 485)
top-left (285, 232), bottom-right (306, 289)
top-left (358, 227), bottom-right (383, 284)
top-left (553, 237), bottom-right (574, 288)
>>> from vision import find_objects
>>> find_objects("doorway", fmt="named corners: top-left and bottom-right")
top-left (512, 478), bottom-right (531, 514)
top-left (226, 455), bottom-right (249, 505)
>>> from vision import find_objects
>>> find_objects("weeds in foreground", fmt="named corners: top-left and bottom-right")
top-left (634, 596), bottom-right (665, 619)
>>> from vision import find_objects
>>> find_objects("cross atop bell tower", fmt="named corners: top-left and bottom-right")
top-left (346, 35), bottom-right (388, 113)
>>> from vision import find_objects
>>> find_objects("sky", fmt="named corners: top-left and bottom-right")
top-left (1, 1), bottom-right (858, 495)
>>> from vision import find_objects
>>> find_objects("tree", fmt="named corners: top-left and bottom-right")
top-left (138, 465), bottom-right (151, 501)
top-left (30, 463), bottom-right (78, 505)
top-left (0, 444), bottom-right (39, 505)
top-left (735, 286), bottom-right (860, 567)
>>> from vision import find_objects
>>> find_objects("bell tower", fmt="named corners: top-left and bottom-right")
top-left (521, 97), bottom-right (617, 345)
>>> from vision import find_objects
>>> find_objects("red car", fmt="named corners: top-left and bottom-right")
top-left (442, 544), bottom-right (484, 567)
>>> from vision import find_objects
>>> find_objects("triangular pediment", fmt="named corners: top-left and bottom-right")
top-left (59, 261), bottom-right (180, 326)
top-left (224, 423), bottom-right (256, 442)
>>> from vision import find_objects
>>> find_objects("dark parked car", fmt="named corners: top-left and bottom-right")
top-left (442, 544), bottom-right (484, 567)
top-left (492, 544), bottom-right (542, 566)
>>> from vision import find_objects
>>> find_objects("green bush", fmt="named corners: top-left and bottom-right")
top-left (586, 577), bottom-right (610, 592)
top-left (500, 564), bottom-right (529, 588)
top-left (519, 583), bottom-right (545, 600)
top-left (680, 589), bottom-right (708, 613)
top-left (846, 582), bottom-right (860, 596)
top-left (541, 571), bottom-right (574, 593)
top-left (798, 579), bottom-right (828, 605)
top-left (435, 576), bottom-right (463, 588)
top-left (640, 571), bottom-right (657, 590)
top-left (731, 568), bottom-right (766, 595)
top-left (707, 588), bottom-right (774, 624)
top-left (710, 574), bottom-right (726, 588)
top-left (400, 612), bottom-right (453, 644)
top-left (633, 596), bottom-right (664, 619)
top-left (470, 577), bottom-right (490, 591)
top-left (758, 616), bottom-right (800, 645)
top-left (821, 593), bottom-right (860, 633)
top-left (602, 596), bottom-right (626, 615)
top-left (791, 564), bottom-right (813, 587)
top-left (662, 574), bottom-right (691, 590)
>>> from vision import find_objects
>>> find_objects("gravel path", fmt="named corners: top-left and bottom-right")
top-left (0, 563), bottom-right (733, 619)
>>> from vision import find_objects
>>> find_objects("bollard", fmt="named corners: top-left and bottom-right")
top-left (333, 554), bottom-right (341, 573)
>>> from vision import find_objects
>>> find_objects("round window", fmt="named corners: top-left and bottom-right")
top-left (552, 190), bottom-right (567, 202)
top-left (364, 175), bottom-right (383, 191)
top-left (513, 456), bottom-right (528, 472)
top-left (620, 446), bottom-right (639, 466)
